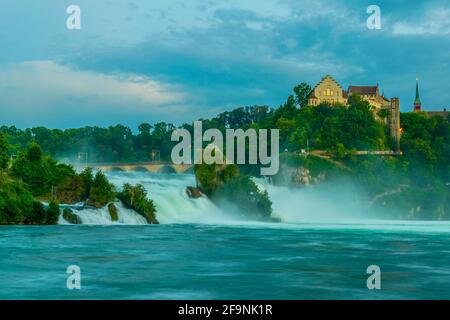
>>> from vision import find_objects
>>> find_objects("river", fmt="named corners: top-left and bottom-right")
top-left (0, 172), bottom-right (449, 299)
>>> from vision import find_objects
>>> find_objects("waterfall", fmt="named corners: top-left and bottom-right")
top-left (106, 172), bottom-right (231, 224)
top-left (59, 171), bottom-right (365, 226)
top-left (59, 172), bottom-right (231, 225)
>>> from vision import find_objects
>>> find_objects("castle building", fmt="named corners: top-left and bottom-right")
top-left (308, 75), bottom-right (401, 149)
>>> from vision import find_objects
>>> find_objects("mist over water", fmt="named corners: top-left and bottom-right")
top-left (256, 178), bottom-right (369, 223)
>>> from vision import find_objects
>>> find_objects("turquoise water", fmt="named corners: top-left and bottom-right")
top-left (1, 222), bottom-right (450, 300)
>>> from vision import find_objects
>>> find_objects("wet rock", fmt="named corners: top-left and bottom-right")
top-left (108, 203), bottom-right (119, 221)
top-left (62, 208), bottom-right (81, 224)
top-left (186, 186), bottom-right (202, 199)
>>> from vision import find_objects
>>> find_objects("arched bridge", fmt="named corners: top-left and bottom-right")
top-left (82, 162), bottom-right (194, 174)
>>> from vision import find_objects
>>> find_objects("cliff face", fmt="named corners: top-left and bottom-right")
top-left (274, 164), bottom-right (327, 187)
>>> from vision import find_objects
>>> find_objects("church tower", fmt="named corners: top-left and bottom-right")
top-left (414, 78), bottom-right (422, 112)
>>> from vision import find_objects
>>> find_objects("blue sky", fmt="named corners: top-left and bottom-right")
top-left (0, 0), bottom-right (449, 129)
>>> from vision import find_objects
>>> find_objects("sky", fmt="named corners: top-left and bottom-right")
top-left (0, 0), bottom-right (449, 129)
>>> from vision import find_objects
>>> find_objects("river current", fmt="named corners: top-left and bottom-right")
top-left (0, 172), bottom-right (449, 299)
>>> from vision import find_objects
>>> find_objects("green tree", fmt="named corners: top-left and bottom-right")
top-left (87, 171), bottom-right (116, 208)
top-left (27, 143), bottom-right (43, 162)
top-left (79, 167), bottom-right (94, 199)
top-left (45, 201), bottom-right (61, 225)
top-left (293, 82), bottom-right (312, 108)
top-left (0, 133), bottom-right (10, 170)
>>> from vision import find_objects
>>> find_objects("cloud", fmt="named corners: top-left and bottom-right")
top-left (0, 61), bottom-right (190, 128)
top-left (392, 6), bottom-right (450, 36)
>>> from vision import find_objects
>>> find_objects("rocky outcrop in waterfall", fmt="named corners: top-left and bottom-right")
top-left (186, 186), bottom-right (203, 199)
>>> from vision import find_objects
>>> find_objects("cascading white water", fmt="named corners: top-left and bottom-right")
top-left (59, 201), bottom-right (147, 225)
top-left (105, 172), bottom-right (231, 224)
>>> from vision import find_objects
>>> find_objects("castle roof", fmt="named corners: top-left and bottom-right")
top-left (348, 85), bottom-right (378, 95)
top-left (313, 74), bottom-right (344, 90)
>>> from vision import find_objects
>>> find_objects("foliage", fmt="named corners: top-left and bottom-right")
top-left (46, 201), bottom-right (61, 225)
top-left (194, 163), bottom-right (239, 197)
top-left (79, 167), bottom-right (94, 199)
top-left (10, 144), bottom-right (85, 203)
top-left (0, 123), bottom-right (176, 163)
top-left (0, 174), bottom-right (60, 225)
top-left (27, 142), bottom-right (43, 162)
top-left (87, 171), bottom-right (116, 208)
top-left (213, 175), bottom-right (273, 221)
top-left (0, 133), bottom-right (10, 170)
top-left (293, 82), bottom-right (312, 108)
top-left (194, 162), bottom-right (273, 221)
top-left (118, 183), bottom-right (158, 224)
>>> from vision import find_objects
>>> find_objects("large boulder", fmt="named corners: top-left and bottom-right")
top-left (276, 164), bottom-right (326, 187)
top-left (62, 208), bottom-right (81, 224)
top-left (186, 186), bottom-right (202, 199)
top-left (108, 203), bottom-right (119, 221)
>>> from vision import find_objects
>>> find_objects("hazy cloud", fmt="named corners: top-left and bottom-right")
top-left (392, 6), bottom-right (450, 36)
top-left (0, 61), bottom-right (189, 128)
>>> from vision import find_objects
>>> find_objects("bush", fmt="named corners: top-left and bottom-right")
top-left (194, 163), bottom-right (239, 196)
top-left (27, 143), bottom-right (42, 162)
top-left (46, 201), bottom-right (61, 225)
top-left (0, 177), bottom-right (33, 224)
top-left (79, 167), bottom-right (94, 199)
top-left (0, 175), bottom-right (61, 225)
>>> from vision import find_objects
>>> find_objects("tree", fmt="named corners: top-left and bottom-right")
top-left (0, 133), bottom-right (10, 170)
top-left (213, 175), bottom-right (273, 221)
top-left (27, 143), bottom-right (42, 162)
top-left (79, 167), bottom-right (94, 199)
top-left (46, 201), bottom-right (61, 225)
top-left (293, 82), bottom-right (312, 108)
top-left (87, 171), bottom-right (116, 208)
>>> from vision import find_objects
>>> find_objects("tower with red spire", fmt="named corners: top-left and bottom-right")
top-left (414, 78), bottom-right (422, 112)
